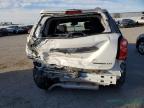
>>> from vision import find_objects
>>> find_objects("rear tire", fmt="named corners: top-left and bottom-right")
top-left (33, 67), bottom-right (56, 90)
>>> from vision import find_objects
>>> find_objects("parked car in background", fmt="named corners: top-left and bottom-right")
top-left (0, 28), bottom-right (8, 36)
top-left (26, 25), bottom-right (33, 34)
top-left (6, 26), bottom-right (19, 33)
top-left (136, 17), bottom-right (144, 24)
top-left (6, 26), bottom-right (25, 34)
top-left (136, 34), bottom-right (144, 55)
top-left (21, 25), bottom-right (33, 34)
top-left (17, 26), bottom-right (26, 34)
top-left (26, 8), bottom-right (128, 90)
top-left (26, 25), bottom-right (33, 29)
top-left (119, 19), bottom-right (136, 28)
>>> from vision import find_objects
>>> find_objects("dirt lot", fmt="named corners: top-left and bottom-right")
top-left (0, 35), bottom-right (32, 73)
top-left (0, 26), bottom-right (144, 108)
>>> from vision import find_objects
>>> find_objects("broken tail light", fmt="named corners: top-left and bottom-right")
top-left (117, 37), bottom-right (128, 60)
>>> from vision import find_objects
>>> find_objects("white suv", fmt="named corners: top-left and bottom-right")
top-left (26, 8), bottom-right (128, 90)
top-left (137, 17), bottom-right (144, 24)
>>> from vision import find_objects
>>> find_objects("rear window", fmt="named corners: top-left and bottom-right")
top-left (42, 15), bottom-right (106, 38)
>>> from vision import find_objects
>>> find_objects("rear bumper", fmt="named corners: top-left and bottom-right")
top-left (33, 60), bottom-right (126, 86)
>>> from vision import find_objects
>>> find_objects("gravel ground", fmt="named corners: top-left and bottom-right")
top-left (0, 35), bottom-right (32, 73)
top-left (0, 26), bottom-right (144, 108)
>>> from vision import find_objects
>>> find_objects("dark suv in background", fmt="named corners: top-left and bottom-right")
top-left (119, 19), bottom-right (136, 28)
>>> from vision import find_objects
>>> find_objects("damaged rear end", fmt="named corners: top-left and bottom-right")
top-left (26, 8), bottom-right (127, 90)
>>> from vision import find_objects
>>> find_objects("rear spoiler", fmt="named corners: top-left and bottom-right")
top-left (40, 10), bottom-right (65, 15)
top-left (40, 8), bottom-right (108, 15)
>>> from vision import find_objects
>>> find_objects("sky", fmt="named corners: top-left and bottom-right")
top-left (0, 0), bottom-right (144, 24)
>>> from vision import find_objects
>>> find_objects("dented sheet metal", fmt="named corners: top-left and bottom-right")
top-left (29, 33), bottom-right (120, 70)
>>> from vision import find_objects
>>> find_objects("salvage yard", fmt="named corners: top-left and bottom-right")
top-left (0, 26), bottom-right (144, 108)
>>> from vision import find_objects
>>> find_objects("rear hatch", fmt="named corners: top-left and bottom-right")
top-left (31, 13), bottom-right (120, 70)
top-left (38, 33), bottom-right (119, 70)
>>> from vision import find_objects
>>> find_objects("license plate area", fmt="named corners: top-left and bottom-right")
top-left (79, 73), bottom-right (117, 85)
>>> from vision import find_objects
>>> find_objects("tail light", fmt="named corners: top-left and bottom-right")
top-left (117, 37), bottom-right (128, 60)
top-left (65, 10), bottom-right (82, 15)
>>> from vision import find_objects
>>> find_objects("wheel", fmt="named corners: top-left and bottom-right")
top-left (137, 41), bottom-right (144, 55)
top-left (33, 67), bottom-right (56, 90)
